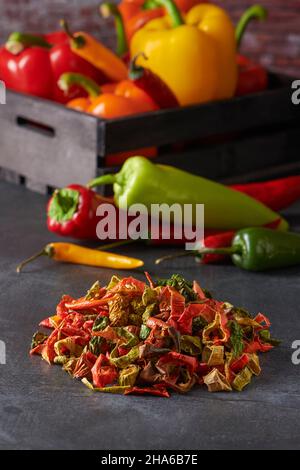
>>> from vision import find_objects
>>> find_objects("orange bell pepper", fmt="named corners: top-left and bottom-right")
top-left (59, 72), bottom-right (158, 165)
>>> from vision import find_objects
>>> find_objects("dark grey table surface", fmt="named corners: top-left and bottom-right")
top-left (1, 180), bottom-right (300, 450)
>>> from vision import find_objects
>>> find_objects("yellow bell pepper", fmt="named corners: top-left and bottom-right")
top-left (130, 0), bottom-right (237, 106)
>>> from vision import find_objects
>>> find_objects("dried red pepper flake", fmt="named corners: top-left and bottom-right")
top-left (29, 274), bottom-right (279, 395)
top-left (124, 385), bottom-right (170, 398)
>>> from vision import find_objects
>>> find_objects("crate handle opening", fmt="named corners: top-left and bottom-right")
top-left (16, 116), bottom-right (55, 138)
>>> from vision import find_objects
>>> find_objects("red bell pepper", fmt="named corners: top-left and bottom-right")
top-left (235, 5), bottom-right (268, 96)
top-left (47, 184), bottom-right (112, 240)
top-left (0, 29), bottom-right (107, 103)
top-left (0, 34), bottom-right (54, 100)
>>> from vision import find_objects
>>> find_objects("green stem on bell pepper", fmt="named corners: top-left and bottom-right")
top-left (152, 0), bottom-right (184, 27)
top-left (100, 2), bottom-right (128, 57)
top-left (156, 228), bottom-right (300, 272)
top-left (6, 32), bottom-right (52, 54)
top-left (143, 0), bottom-right (160, 10)
top-left (236, 5), bottom-right (268, 50)
top-left (58, 72), bottom-right (101, 97)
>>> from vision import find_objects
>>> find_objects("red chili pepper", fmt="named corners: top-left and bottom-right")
top-left (0, 29), bottom-right (106, 103)
top-left (232, 176), bottom-right (300, 212)
top-left (235, 5), bottom-right (268, 96)
top-left (124, 384), bottom-right (170, 397)
top-left (129, 54), bottom-right (179, 109)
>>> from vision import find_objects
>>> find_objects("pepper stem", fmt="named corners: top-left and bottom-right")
top-left (150, 0), bottom-right (184, 27)
top-left (87, 174), bottom-right (118, 189)
top-left (236, 5), bottom-right (268, 50)
top-left (100, 3), bottom-right (128, 57)
top-left (142, 0), bottom-right (159, 10)
top-left (58, 72), bottom-right (101, 98)
top-left (16, 245), bottom-right (54, 273)
top-left (129, 53), bottom-right (148, 80)
top-left (6, 32), bottom-right (52, 54)
top-left (155, 247), bottom-right (237, 265)
top-left (60, 19), bottom-right (86, 49)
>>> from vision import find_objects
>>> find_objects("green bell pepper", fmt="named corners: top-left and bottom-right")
top-left (156, 227), bottom-right (300, 271)
top-left (88, 157), bottom-right (287, 231)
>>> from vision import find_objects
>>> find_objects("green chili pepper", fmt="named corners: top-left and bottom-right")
top-left (156, 228), bottom-right (300, 272)
top-left (88, 157), bottom-right (287, 231)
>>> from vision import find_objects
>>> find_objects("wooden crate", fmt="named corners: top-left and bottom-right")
top-left (0, 72), bottom-right (300, 195)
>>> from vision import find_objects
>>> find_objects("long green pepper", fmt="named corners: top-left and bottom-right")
top-left (88, 157), bottom-right (287, 231)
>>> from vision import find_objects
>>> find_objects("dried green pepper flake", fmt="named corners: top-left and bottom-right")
top-left (113, 327), bottom-right (139, 348)
top-left (54, 338), bottom-right (83, 358)
top-left (89, 336), bottom-right (105, 356)
top-left (180, 335), bottom-right (202, 356)
top-left (82, 378), bottom-right (130, 394)
top-left (259, 329), bottom-right (281, 347)
top-left (63, 357), bottom-right (78, 376)
top-left (247, 353), bottom-right (261, 376)
top-left (54, 355), bottom-right (68, 365)
top-left (110, 345), bottom-right (140, 369)
top-left (156, 274), bottom-right (198, 302)
top-left (85, 280), bottom-right (102, 300)
top-left (192, 316), bottom-right (208, 335)
top-left (202, 345), bottom-right (224, 366)
top-left (31, 331), bottom-right (48, 349)
top-left (119, 365), bottom-right (140, 387)
top-left (108, 294), bottom-right (129, 326)
top-left (92, 316), bottom-right (109, 332)
top-left (107, 275), bottom-right (121, 290)
top-left (203, 368), bottom-right (232, 392)
top-left (142, 286), bottom-right (158, 306)
top-left (228, 320), bottom-right (244, 358)
top-left (232, 306), bottom-right (253, 319)
top-left (128, 313), bottom-right (143, 326)
top-left (142, 303), bottom-right (157, 324)
top-left (232, 367), bottom-right (253, 392)
top-left (140, 324), bottom-right (151, 340)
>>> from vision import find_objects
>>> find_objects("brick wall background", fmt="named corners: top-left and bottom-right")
top-left (0, 0), bottom-right (299, 76)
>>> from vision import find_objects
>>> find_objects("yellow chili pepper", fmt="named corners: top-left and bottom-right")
top-left (16, 243), bottom-right (144, 273)
top-left (130, 0), bottom-right (237, 106)
top-left (61, 20), bottom-right (128, 83)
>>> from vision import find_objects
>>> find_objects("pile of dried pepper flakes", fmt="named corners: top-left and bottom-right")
top-left (30, 274), bottom-right (280, 396)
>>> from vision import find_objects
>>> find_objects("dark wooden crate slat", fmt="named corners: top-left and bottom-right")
top-left (95, 127), bottom-right (300, 196)
top-left (103, 86), bottom-right (300, 154)
top-left (0, 91), bottom-right (99, 188)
